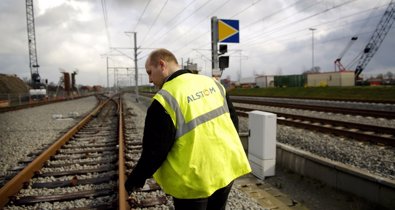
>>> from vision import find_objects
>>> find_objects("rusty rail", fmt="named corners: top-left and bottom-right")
top-left (118, 97), bottom-right (130, 210)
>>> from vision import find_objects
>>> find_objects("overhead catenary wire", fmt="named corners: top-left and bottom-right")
top-left (242, 0), bottom-right (358, 47)
top-left (241, 5), bottom-right (385, 49)
top-left (143, 0), bottom-right (199, 47)
top-left (190, 0), bottom-right (356, 53)
top-left (140, 0), bottom-right (169, 45)
top-left (170, 0), bottom-right (235, 52)
top-left (143, 0), bottom-right (212, 48)
top-left (172, 0), bottom-right (264, 55)
top-left (131, 0), bottom-right (152, 32)
top-left (230, 0), bottom-right (263, 18)
top-left (101, 0), bottom-right (111, 49)
top-left (178, 0), bottom-right (309, 55)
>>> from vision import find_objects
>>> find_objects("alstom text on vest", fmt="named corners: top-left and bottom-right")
top-left (187, 86), bottom-right (216, 103)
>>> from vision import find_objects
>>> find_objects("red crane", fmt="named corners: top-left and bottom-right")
top-left (334, 36), bottom-right (358, 72)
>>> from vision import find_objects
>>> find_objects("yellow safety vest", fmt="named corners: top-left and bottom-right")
top-left (152, 73), bottom-right (251, 199)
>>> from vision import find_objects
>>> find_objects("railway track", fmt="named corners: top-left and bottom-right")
top-left (0, 95), bottom-right (170, 209)
top-left (231, 97), bottom-right (395, 119)
top-left (236, 106), bottom-right (395, 146)
top-left (141, 92), bottom-right (395, 119)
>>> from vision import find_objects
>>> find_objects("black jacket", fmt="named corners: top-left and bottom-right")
top-left (125, 70), bottom-right (239, 192)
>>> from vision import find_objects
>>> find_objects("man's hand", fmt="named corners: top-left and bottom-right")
top-left (127, 195), bottom-right (140, 207)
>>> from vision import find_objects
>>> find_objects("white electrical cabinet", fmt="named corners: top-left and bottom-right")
top-left (248, 111), bottom-right (277, 179)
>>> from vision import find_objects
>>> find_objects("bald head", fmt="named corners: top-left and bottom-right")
top-left (146, 48), bottom-right (179, 69)
top-left (145, 48), bottom-right (180, 88)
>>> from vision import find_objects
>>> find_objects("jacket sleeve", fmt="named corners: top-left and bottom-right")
top-left (125, 100), bottom-right (176, 193)
top-left (226, 93), bottom-right (239, 132)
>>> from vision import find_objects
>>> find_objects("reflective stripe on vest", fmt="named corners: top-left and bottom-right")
top-left (156, 80), bottom-right (229, 139)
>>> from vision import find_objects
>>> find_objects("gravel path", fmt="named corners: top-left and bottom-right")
top-left (0, 96), bottom-right (98, 177)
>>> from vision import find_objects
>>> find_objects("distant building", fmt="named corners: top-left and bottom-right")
top-left (306, 71), bottom-right (355, 87)
top-left (239, 77), bottom-right (256, 88)
top-left (255, 75), bottom-right (274, 88)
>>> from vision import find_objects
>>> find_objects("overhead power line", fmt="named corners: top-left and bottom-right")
top-left (140, 0), bottom-right (169, 45)
top-left (131, 0), bottom-right (152, 32)
top-left (172, 0), bottom-right (263, 55)
top-left (177, 0), bottom-right (306, 54)
top-left (101, 0), bottom-right (111, 48)
top-left (241, 5), bottom-right (385, 49)
top-left (143, 0), bottom-right (212, 47)
top-left (242, 0), bottom-right (358, 46)
top-left (144, 0), bottom-right (198, 46)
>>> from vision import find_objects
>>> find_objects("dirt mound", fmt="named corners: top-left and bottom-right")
top-left (0, 74), bottom-right (29, 94)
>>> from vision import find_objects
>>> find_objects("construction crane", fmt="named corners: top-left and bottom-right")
top-left (26, 0), bottom-right (42, 89)
top-left (334, 36), bottom-right (358, 72)
top-left (354, 0), bottom-right (395, 79)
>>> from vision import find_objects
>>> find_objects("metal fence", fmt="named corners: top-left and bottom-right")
top-left (0, 90), bottom-right (90, 108)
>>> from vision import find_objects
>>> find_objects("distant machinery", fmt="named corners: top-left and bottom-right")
top-left (334, 36), bottom-right (358, 72)
top-left (71, 69), bottom-right (78, 92)
top-left (354, 0), bottom-right (395, 79)
top-left (71, 69), bottom-right (80, 95)
top-left (56, 68), bottom-right (79, 97)
top-left (26, 0), bottom-right (42, 89)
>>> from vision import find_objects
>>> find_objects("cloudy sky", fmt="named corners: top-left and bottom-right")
top-left (0, 0), bottom-right (394, 87)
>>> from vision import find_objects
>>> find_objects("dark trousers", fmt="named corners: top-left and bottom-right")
top-left (172, 181), bottom-right (233, 210)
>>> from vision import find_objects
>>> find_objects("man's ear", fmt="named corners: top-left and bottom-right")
top-left (159, 59), bottom-right (167, 71)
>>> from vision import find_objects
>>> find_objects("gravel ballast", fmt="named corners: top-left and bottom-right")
top-left (1, 93), bottom-right (393, 209)
top-left (237, 104), bottom-right (395, 180)
top-left (0, 96), bottom-right (98, 177)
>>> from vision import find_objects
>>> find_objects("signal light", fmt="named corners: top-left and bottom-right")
top-left (218, 44), bottom-right (229, 70)
top-left (219, 44), bottom-right (228, 55)
top-left (219, 56), bottom-right (229, 69)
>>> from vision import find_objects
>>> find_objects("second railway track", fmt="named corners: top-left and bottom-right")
top-left (236, 106), bottom-right (395, 146)
top-left (231, 97), bottom-right (395, 119)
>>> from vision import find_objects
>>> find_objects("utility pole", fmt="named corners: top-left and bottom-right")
top-left (106, 56), bottom-right (109, 91)
top-left (309, 28), bottom-right (316, 71)
top-left (211, 16), bottom-right (220, 78)
top-left (239, 50), bottom-right (242, 82)
top-left (133, 32), bottom-right (139, 102)
top-left (125, 32), bottom-right (139, 102)
top-left (114, 68), bottom-right (117, 92)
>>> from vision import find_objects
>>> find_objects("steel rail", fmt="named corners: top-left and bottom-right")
top-left (118, 96), bottom-right (130, 210)
top-left (0, 97), bottom-right (109, 208)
